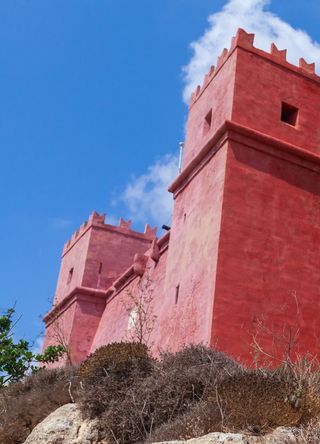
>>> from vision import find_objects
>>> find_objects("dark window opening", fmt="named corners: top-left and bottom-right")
top-left (67, 268), bottom-right (74, 284)
top-left (98, 262), bottom-right (103, 274)
top-left (175, 285), bottom-right (180, 304)
top-left (203, 109), bottom-right (212, 136)
top-left (281, 102), bottom-right (299, 126)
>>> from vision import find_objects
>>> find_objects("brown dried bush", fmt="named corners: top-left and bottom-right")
top-left (146, 357), bottom-right (320, 442)
top-left (79, 344), bottom-right (241, 444)
top-left (6, 342), bottom-right (320, 444)
top-left (78, 342), bottom-right (154, 420)
top-left (296, 419), bottom-right (320, 443)
top-left (214, 370), bottom-right (305, 432)
top-left (138, 344), bottom-right (241, 431)
top-left (79, 341), bottom-right (151, 380)
top-left (145, 401), bottom-right (222, 443)
top-left (0, 366), bottom-right (79, 444)
top-left (301, 372), bottom-right (320, 423)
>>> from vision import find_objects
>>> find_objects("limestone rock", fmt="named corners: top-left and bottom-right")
top-left (153, 427), bottom-right (297, 443)
top-left (23, 403), bottom-right (298, 444)
top-left (23, 403), bottom-right (106, 444)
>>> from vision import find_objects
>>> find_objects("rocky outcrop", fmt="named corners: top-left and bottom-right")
top-left (23, 404), bottom-right (298, 444)
top-left (23, 403), bottom-right (105, 444)
top-left (153, 427), bottom-right (297, 443)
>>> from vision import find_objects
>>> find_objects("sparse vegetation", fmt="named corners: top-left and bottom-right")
top-left (0, 367), bottom-right (79, 444)
top-left (0, 307), bottom-right (65, 387)
top-left (2, 342), bottom-right (320, 444)
top-left (122, 273), bottom-right (157, 346)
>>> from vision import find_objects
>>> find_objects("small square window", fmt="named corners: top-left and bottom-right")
top-left (281, 102), bottom-right (299, 126)
top-left (203, 109), bottom-right (212, 136)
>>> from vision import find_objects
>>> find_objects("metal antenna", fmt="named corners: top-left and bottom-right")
top-left (178, 142), bottom-right (184, 173)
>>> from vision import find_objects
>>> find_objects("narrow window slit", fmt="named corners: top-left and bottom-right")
top-left (175, 285), bottom-right (180, 304)
top-left (67, 268), bottom-right (74, 284)
top-left (203, 109), bottom-right (212, 136)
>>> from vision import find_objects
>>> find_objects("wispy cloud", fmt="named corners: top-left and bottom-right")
top-left (105, 214), bottom-right (119, 226)
top-left (50, 217), bottom-right (72, 230)
top-left (110, 1), bottom-right (320, 230)
top-left (32, 334), bottom-right (44, 356)
top-left (183, 0), bottom-right (320, 102)
top-left (120, 154), bottom-right (178, 227)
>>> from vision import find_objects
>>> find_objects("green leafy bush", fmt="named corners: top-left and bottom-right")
top-left (0, 308), bottom-right (65, 386)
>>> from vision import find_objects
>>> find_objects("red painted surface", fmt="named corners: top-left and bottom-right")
top-left (44, 212), bottom-right (156, 365)
top-left (44, 28), bottom-right (320, 366)
top-left (211, 138), bottom-right (320, 363)
top-left (91, 144), bottom-right (227, 355)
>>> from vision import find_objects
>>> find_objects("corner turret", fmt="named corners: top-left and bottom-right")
top-left (44, 211), bottom-right (156, 365)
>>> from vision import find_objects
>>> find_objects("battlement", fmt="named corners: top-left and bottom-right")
top-left (189, 28), bottom-right (318, 107)
top-left (44, 28), bottom-right (320, 368)
top-left (62, 211), bottom-right (157, 256)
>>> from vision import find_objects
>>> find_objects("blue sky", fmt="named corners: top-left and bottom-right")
top-left (1, 0), bottom-right (320, 348)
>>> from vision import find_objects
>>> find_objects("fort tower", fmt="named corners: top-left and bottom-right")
top-left (167, 28), bottom-right (320, 361)
top-left (43, 212), bottom-right (156, 365)
top-left (45, 29), bottom-right (320, 365)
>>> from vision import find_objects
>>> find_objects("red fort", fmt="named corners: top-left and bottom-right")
top-left (44, 29), bottom-right (320, 366)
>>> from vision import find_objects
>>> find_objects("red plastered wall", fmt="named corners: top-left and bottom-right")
top-left (211, 140), bottom-right (320, 364)
top-left (233, 47), bottom-right (320, 155)
top-left (184, 55), bottom-right (236, 166)
top-left (82, 227), bottom-right (152, 291)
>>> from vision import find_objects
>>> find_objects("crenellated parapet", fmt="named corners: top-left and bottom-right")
top-left (189, 28), bottom-right (319, 107)
top-left (62, 211), bottom-right (157, 256)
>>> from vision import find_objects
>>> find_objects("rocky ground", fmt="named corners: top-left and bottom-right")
top-left (23, 404), bottom-right (300, 444)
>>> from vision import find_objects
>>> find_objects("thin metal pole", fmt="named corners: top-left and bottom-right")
top-left (178, 142), bottom-right (184, 173)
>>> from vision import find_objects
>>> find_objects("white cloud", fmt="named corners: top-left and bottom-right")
top-left (121, 155), bottom-right (178, 226)
top-left (32, 334), bottom-right (44, 356)
top-left (105, 214), bottom-right (119, 226)
top-left (50, 217), bottom-right (72, 230)
top-left (183, 0), bottom-right (320, 102)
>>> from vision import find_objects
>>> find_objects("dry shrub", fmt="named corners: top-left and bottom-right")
top-left (145, 401), bottom-right (222, 443)
top-left (110, 344), bottom-right (240, 443)
top-left (296, 419), bottom-right (320, 443)
top-left (214, 370), bottom-right (304, 432)
top-left (0, 366), bottom-right (79, 444)
top-left (79, 344), bottom-right (241, 444)
top-left (300, 371), bottom-right (320, 423)
top-left (79, 341), bottom-right (151, 380)
top-left (79, 342), bottom-right (153, 420)
top-left (140, 344), bottom-right (241, 430)
top-left (272, 358), bottom-right (320, 425)
top-left (6, 342), bottom-right (320, 444)
top-left (147, 358), bottom-right (320, 442)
